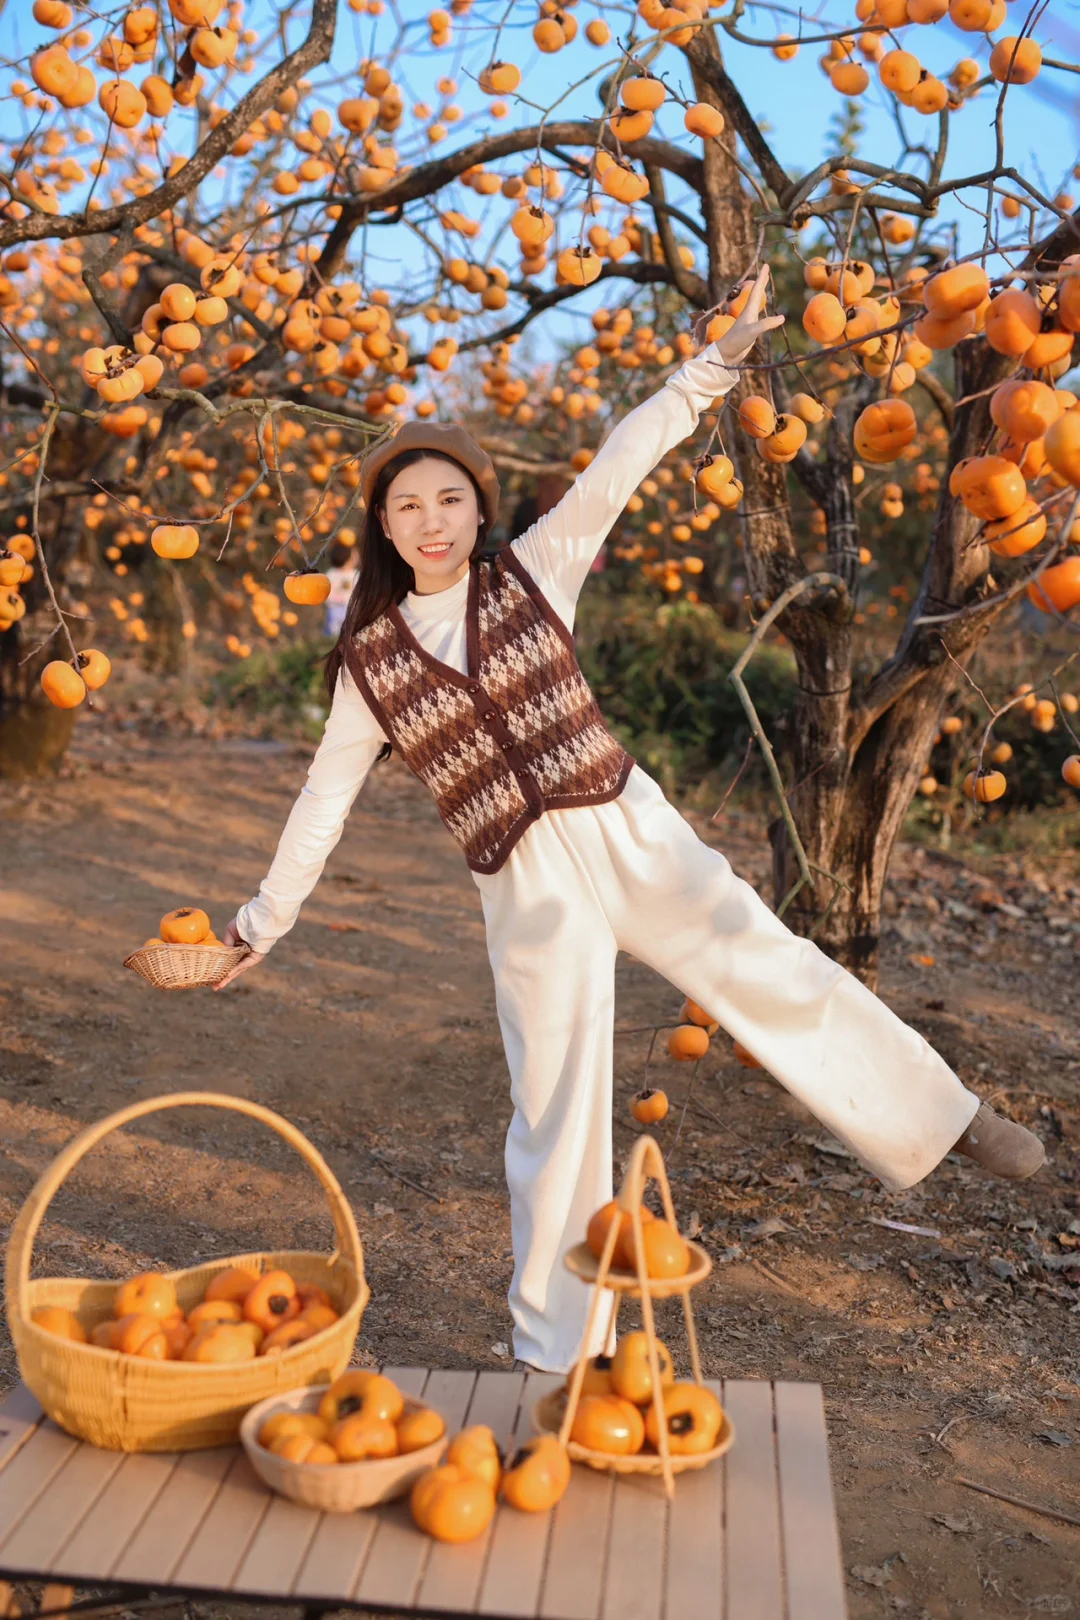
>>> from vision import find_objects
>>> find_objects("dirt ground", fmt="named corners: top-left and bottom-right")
top-left (1, 707), bottom-right (1078, 1620)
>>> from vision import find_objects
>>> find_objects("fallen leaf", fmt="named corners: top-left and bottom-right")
top-left (870, 1218), bottom-right (942, 1238)
top-left (930, 1514), bottom-right (978, 1533)
top-left (744, 1216), bottom-right (789, 1241)
top-left (684, 1210), bottom-right (703, 1240)
top-left (800, 1133), bottom-right (856, 1161)
top-left (490, 1341), bottom-right (510, 1360)
top-left (911, 953), bottom-right (936, 968)
top-left (850, 1563), bottom-right (893, 1588)
top-left (327, 921), bottom-right (361, 933)
top-left (1034, 1430), bottom-right (1073, 1447)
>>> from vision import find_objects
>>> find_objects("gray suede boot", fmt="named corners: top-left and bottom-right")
top-left (953, 1103), bottom-right (1045, 1180)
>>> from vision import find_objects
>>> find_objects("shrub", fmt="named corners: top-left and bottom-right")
top-left (576, 592), bottom-right (797, 799)
top-left (210, 636), bottom-right (330, 738)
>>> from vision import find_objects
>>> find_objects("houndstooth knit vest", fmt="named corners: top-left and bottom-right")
top-left (350, 546), bottom-right (633, 874)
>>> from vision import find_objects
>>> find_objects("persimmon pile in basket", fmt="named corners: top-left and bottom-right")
top-left (31, 1264), bottom-right (342, 1361)
top-left (257, 1371), bottom-right (447, 1464)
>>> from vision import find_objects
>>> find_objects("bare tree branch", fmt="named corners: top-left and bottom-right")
top-left (916, 367), bottom-right (955, 429)
top-left (681, 30), bottom-right (792, 202)
top-left (0, 0), bottom-right (338, 251)
top-left (317, 122), bottom-right (704, 281)
top-left (646, 166), bottom-right (709, 306)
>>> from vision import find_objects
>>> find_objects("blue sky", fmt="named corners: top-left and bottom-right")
top-left (1, 0), bottom-right (1075, 360)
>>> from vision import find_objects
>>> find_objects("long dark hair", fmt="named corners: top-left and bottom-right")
top-left (325, 447), bottom-right (489, 702)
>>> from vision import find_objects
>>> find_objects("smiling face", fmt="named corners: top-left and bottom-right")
top-left (379, 455), bottom-right (481, 595)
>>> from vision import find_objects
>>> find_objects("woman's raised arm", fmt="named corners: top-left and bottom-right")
top-left (511, 266), bottom-right (784, 611)
top-left (215, 667), bottom-right (388, 988)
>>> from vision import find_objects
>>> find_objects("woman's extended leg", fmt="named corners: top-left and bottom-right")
top-left (475, 827), bottom-right (619, 1373)
top-left (591, 772), bottom-right (982, 1192)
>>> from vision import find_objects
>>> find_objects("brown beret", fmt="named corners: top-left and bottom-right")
top-left (360, 420), bottom-right (500, 528)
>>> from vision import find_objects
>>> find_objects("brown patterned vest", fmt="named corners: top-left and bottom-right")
top-left (350, 546), bottom-right (633, 874)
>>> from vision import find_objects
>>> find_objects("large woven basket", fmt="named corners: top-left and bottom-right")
top-left (123, 942), bottom-right (249, 990)
top-left (5, 1092), bottom-right (370, 1453)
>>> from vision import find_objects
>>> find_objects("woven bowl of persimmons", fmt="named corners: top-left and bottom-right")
top-left (6, 1093), bottom-right (369, 1452)
top-left (241, 1372), bottom-right (449, 1512)
top-left (123, 906), bottom-right (248, 991)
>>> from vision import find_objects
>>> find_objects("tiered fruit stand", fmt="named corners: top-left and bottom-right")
top-left (534, 1134), bottom-right (734, 1496)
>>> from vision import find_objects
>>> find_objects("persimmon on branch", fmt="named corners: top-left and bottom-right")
top-left (0, 0), bottom-right (339, 252)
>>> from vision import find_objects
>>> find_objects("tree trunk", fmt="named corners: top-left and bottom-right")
top-left (0, 697), bottom-right (75, 780)
top-left (770, 340), bottom-right (1015, 989)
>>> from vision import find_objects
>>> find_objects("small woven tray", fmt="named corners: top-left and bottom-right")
top-left (532, 1387), bottom-right (734, 1477)
top-left (563, 1239), bottom-right (712, 1297)
top-left (123, 942), bottom-right (249, 990)
top-left (241, 1385), bottom-right (448, 1512)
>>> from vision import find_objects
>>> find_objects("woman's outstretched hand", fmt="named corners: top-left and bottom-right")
top-left (700, 264), bottom-right (786, 369)
top-left (213, 917), bottom-right (266, 991)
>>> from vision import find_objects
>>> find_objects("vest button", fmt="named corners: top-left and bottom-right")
top-left (483, 709), bottom-right (496, 721)
top-left (467, 683), bottom-right (479, 695)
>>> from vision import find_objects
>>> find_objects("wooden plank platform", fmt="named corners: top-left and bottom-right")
top-left (0, 1373), bottom-right (846, 1619)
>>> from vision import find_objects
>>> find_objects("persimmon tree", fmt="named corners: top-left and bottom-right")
top-left (0, 0), bottom-right (1078, 983)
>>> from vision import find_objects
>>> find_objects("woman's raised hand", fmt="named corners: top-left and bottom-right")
top-left (706, 264), bottom-right (786, 369)
top-left (213, 917), bottom-right (266, 991)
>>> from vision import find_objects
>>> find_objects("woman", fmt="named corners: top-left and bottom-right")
top-left (216, 269), bottom-right (1043, 1373)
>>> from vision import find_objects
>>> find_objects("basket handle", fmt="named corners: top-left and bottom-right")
top-left (5, 1091), bottom-right (365, 1326)
top-left (616, 1135), bottom-right (676, 1222)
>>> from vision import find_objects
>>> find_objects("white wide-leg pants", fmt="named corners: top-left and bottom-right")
top-left (473, 765), bottom-right (979, 1373)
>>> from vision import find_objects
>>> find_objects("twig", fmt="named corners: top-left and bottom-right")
top-left (672, 1058), bottom-right (700, 1150)
top-left (748, 1256), bottom-right (803, 1298)
top-left (711, 734), bottom-right (755, 822)
top-left (369, 1151), bottom-right (443, 1204)
top-left (933, 1412), bottom-right (972, 1448)
top-left (0, 318), bottom-right (60, 401)
top-left (615, 1023), bottom-right (683, 1036)
top-left (31, 403), bottom-right (83, 676)
top-left (728, 572), bottom-right (848, 917)
top-left (685, 1094), bottom-right (754, 1148)
top-left (939, 638), bottom-right (993, 716)
top-left (955, 1476), bottom-right (1080, 1530)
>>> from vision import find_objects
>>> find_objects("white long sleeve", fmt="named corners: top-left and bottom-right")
top-left (511, 341), bottom-right (738, 616)
top-left (234, 666), bottom-right (387, 953)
